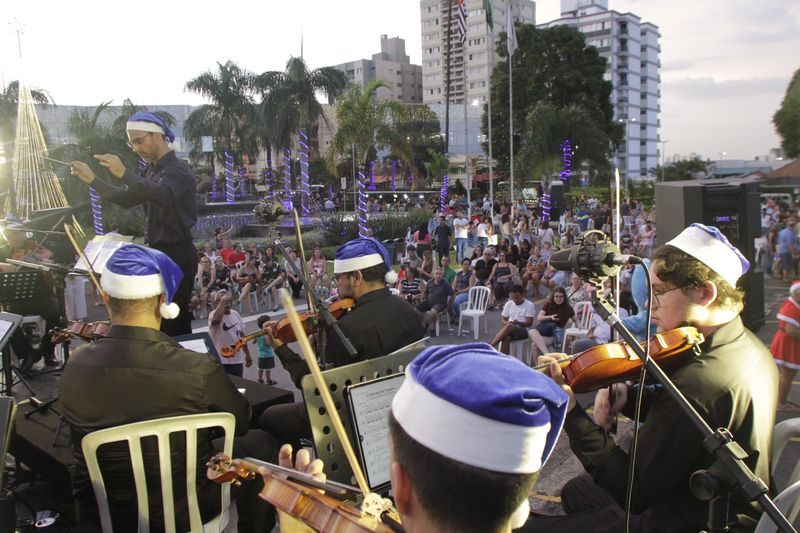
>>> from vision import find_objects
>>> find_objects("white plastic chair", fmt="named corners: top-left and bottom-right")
top-left (772, 418), bottom-right (800, 491)
top-left (754, 479), bottom-right (800, 533)
top-left (458, 286), bottom-right (491, 340)
top-left (561, 301), bottom-right (594, 352)
top-left (81, 413), bottom-right (235, 533)
top-left (434, 308), bottom-right (452, 336)
top-left (510, 338), bottom-right (531, 365)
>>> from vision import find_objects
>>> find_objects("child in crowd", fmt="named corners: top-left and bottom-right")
top-left (256, 314), bottom-right (277, 385)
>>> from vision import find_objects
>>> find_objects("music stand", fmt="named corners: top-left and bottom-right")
top-left (0, 312), bottom-right (26, 397)
top-left (0, 272), bottom-right (49, 392)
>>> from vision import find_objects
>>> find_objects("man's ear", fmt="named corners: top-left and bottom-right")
top-left (697, 280), bottom-right (718, 307)
top-left (390, 461), bottom-right (413, 518)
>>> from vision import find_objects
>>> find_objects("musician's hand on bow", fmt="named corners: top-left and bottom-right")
top-left (538, 353), bottom-right (576, 411)
top-left (93, 154), bottom-right (125, 178)
top-left (70, 161), bottom-right (96, 184)
top-left (593, 383), bottom-right (628, 431)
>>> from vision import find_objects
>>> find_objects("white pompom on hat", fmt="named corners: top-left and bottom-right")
top-left (101, 244), bottom-right (184, 319)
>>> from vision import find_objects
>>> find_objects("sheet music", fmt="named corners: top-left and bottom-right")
top-left (347, 374), bottom-right (405, 489)
top-left (73, 239), bottom-right (127, 273)
top-left (0, 320), bottom-right (13, 342)
top-left (179, 339), bottom-right (210, 354)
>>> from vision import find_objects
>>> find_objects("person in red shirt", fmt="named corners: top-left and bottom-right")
top-left (221, 243), bottom-right (245, 268)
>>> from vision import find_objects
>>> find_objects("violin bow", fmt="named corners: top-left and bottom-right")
top-left (64, 223), bottom-right (105, 299)
top-left (292, 209), bottom-right (315, 313)
top-left (279, 289), bottom-right (399, 525)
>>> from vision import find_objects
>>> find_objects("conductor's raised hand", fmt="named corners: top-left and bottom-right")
top-left (70, 161), bottom-right (96, 184)
top-left (538, 353), bottom-right (576, 411)
top-left (93, 153), bottom-right (125, 178)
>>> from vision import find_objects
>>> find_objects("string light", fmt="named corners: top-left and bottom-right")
top-left (224, 151), bottom-right (235, 203)
top-left (299, 130), bottom-right (311, 215)
top-left (440, 174), bottom-right (449, 212)
top-left (560, 139), bottom-right (572, 184)
top-left (391, 160), bottom-right (397, 192)
top-left (357, 171), bottom-right (368, 237)
top-left (541, 192), bottom-right (551, 223)
top-left (89, 186), bottom-right (104, 235)
top-left (282, 147), bottom-right (293, 212)
top-left (9, 83), bottom-right (68, 219)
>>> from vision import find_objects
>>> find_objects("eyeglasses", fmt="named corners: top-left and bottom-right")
top-left (652, 284), bottom-right (689, 305)
top-left (126, 132), bottom-right (153, 148)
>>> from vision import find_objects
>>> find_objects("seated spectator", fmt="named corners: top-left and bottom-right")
top-left (440, 254), bottom-right (456, 284)
top-left (419, 249), bottom-right (435, 281)
top-left (399, 264), bottom-right (426, 305)
top-left (308, 246), bottom-right (329, 292)
top-left (221, 242), bottom-right (245, 269)
top-left (405, 245), bottom-right (422, 270)
top-left (540, 264), bottom-right (566, 293)
top-left (529, 287), bottom-right (575, 361)
top-left (191, 256), bottom-right (214, 319)
top-left (258, 247), bottom-right (285, 312)
top-left (451, 258), bottom-right (474, 320)
top-left (489, 251), bottom-right (518, 306)
top-left (566, 273), bottom-right (591, 306)
top-left (416, 267), bottom-right (454, 332)
top-left (209, 256), bottom-right (232, 303)
top-left (489, 284), bottom-right (536, 355)
top-left (235, 251), bottom-right (260, 314)
top-left (469, 244), bottom-right (484, 267)
top-left (283, 249), bottom-right (303, 298)
top-left (522, 245), bottom-right (547, 298)
top-left (471, 249), bottom-right (497, 290)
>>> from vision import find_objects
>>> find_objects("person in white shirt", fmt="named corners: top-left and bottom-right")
top-left (489, 284), bottom-right (536, 355)
top-left (452, 210), bottom-right (470, 262)
top-left (208, 289), bottom-right (252, 377)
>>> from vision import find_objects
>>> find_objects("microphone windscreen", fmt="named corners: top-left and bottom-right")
top-left (549, 248), bottom-right (574, 271)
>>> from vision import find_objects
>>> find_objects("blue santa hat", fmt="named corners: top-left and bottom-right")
top-left (392, 343), bottom-right (569, 528)
top-left (126, 111), bottom-right (176, 143)
top-left (666, 223), bottom-right (749, 288)
top-left (100, 244), bottom-right (184, 319)
top-left (333, 236), bottom-right (398, 285)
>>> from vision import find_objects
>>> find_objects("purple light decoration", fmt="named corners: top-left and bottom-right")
top-left (357, 172), bottom-right (368, 237)
top-left (89, 186), bottom-right (104, 235)
top-left (440, 174), bottom-right (449, 212)
top-left (368, 160), bottom-right (376, 190)
top-left (540, 192), bottom-right (552, 223)
top-left (299, 130), bottom-right (311, 215)
top-left (282, 147), bottom-right (293, 212)
top-left (391, 160), bottom-right (397, 192)
top-left (559, 139), bottom-right (572, 183)
top-left (224, 151), bottom-right (235, 203)
top-left (211, 171), bottom-right (218, 201)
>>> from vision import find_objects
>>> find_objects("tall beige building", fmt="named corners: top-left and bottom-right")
top-left (420, 0), bottom-right (535, 107)
top-left (330, 35), bottom-right (423, 104)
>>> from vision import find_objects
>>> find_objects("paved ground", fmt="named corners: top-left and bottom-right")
top-left (11, 273), bottom-right (800, 528)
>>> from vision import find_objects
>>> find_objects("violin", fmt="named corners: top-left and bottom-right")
top-left (219, 298), bottom-right (356, 358)
top-left (536, 327), bottom-right (704, 394)
top-left (207, 453), bottom-right (402, 533)
top-left (51, 320), bottom-right (111, 345)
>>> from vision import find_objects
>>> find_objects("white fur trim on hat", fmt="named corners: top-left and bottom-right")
top-left (101, 269), bottom-right (164, 299)
top-left (333, 253), bottom-right (385, 274)
top-left (392, 368), bottom-right (550, 474)
top-left (666, 227), bottom-right (744, 287)
top-left (126, 121), bottom-right (165, 134)
top-left (790, 281), bottom-right (800, 295)
top-left (159, 302), bottom-right (180, 319)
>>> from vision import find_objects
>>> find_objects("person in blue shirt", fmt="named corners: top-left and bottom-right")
top-left (776, 216), bottom-right (798, 282)
top-left (255, 315), bottom-right (277, 385)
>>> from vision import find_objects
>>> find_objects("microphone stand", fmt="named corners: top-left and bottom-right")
top-left (585, 278), bottom-right (795, 533)
top-left (272, 239), bottom-right (358, 366)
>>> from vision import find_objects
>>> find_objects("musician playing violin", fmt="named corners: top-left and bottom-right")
top-left (0, 219), bottom-right (60, 370)
top-left (259, 237), bottom-right (425, 446)
top-left (522, 224), bottom-right (779, 532)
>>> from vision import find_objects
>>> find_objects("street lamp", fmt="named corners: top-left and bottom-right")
top-left (659, 139), bottom-right (669, 181)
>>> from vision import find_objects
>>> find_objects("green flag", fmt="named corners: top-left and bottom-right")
top-left (483, 0), bottom-right (493, 29)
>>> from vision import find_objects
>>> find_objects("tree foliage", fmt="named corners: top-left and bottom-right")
top-left (482, 24), bottom-right (622, 183)
top-left (650, 158), bottom-right (711, 181)
top-left (773, 68), bottom-right (800, 158)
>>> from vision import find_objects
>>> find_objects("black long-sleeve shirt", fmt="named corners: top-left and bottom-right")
top-left (90, 151), bottom-right (197, 244)
top-left (563, 317), bottom-right (778, 532)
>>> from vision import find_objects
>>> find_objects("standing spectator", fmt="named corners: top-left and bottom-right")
top-left (638, 221), bottom-right (656, 258)
top-left (214, 226), bottom-right (234, 250)
top-left (208, 290), bottom-right (252, 377)
top-left (432, 215), bottom-right (453, 266)
top-left (452, 210), bottom-right (469, 262)
top-left (412, 222), bottom-right (432, 256)
top-left (255, 315), bottom-right (277, 385)
top-left (777, 217), bottom-right (798, 282)
top-left (770, 281), bottom-right (800, 411)
top-left (489, 285), bottom-right (536, 355)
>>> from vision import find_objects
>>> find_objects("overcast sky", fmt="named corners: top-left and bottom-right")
top-left (1, 0), bottom-right (797, 161)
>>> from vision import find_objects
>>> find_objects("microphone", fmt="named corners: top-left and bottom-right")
top-left (549, 230), bottom-right (642, 280)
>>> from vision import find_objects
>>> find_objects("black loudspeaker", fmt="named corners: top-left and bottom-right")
top-left (655, 179), bottom-right (764, 332)
top-left (549, 181), bottom-right (565, 220)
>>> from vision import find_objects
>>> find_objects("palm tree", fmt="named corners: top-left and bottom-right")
top-left (184, 61), bottom-right (257, 167)
top-left (326, 80), bottom-right (413, 185)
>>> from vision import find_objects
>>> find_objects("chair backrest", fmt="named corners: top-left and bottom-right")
top-left (772, 418), bottom-right (800, 491)
top-left (81, 413), bottom-right (235, 533)
top-left (754, 479), bottom-right (800, 533)
top-left (573, 301), bottom-right (594, 329)
top-left (466, 286), bottom-right (491, 312)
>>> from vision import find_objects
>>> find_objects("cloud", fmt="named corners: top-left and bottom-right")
top-left (661, 59), bottom-right (697, 72)
top-left (663, 76), bottom-right (790, 100)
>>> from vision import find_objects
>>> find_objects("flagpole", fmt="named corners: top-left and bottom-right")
top-left (464, 39), bottom-right (470, 217)
top-left (507, 7), bottom-right (515, 205)
top-left (444, 0), bottom-right (454, 158)
top-left (485, 11), bottom-right (494, 208)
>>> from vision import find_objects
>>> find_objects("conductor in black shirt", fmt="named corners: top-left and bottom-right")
top-left (70, 111), bottom-right (197, 336)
